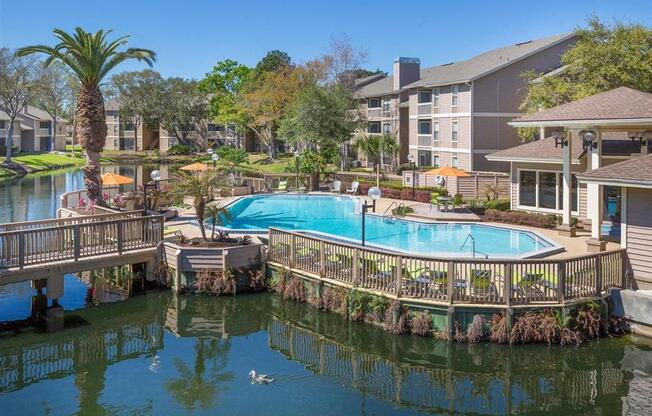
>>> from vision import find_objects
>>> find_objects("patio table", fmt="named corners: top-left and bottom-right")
top-left (437, 196), bottom-right (452, 212)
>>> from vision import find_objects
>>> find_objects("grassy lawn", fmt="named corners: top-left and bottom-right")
top-left (244, 153), bottom-right (293, 173)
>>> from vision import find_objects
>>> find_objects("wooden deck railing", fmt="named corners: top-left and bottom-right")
top-left (268, 228), bottom-right (625, 306)
top-left (0, 211), bottom-right (145, 233)
top-left (0, 214), bottom-right (164, 270)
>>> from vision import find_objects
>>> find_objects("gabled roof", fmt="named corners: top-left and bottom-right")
top-left (486, 135), bottom-right (585, 164)
top-left (511, 87), bottom-right (652, 125)
top-left (578, 154), bottom-right (652, 187)
top-left (356, 33), bottom-right (574, 98)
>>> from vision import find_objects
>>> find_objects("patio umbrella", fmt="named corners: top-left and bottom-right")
top-left (424, 166), bottom-right (471, 177)
top-left (179, 162), bottom-right (210, 172)
top-left (100, 172), bottom-right (134, 186)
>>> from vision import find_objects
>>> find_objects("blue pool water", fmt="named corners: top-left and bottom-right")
top-left (220, 194), bottom-right (557, 258)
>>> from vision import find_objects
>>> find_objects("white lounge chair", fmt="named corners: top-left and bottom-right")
top-left (331, 180), bottom-right (342, 193)
top-left (346, 181), bottom-right (359, 195)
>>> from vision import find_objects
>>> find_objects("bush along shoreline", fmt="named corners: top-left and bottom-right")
top-left (266, 268), bottom-right (628, 345)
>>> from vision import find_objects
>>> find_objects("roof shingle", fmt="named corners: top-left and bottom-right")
top-left (486, 135), bottom-right (585, 163)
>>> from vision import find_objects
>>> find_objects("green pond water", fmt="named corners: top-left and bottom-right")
top-left (0, 166), bottom-right (651, 415)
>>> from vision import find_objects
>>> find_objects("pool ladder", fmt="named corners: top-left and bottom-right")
top-left (460, 233), bottom-right (489, 259)
top-left (382, 201), bottom-right (408, 222)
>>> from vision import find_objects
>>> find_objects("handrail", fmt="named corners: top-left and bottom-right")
top-left (267, 227), bottom-right (626, 306)
top-left (459, 233), bottom-right (489, 259)
top-left (382, 201), bottom-right (399, 217)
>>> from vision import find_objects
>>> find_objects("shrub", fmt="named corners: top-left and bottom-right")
top-left (489, 314), bottom-right (509, 343)
top-left (348, 289), bottom-right (373, 321)
top-left (384, 300), bottom-right (409, 334)
top-left (467, 314), bottom-right (486, 343)
top-left (195, 269), bottom-right (236, 296)
top-left (410, 311), bottom-right (432, 336)
top-left (216, 146), bottom-right (247, 165)
top-left (283, 275), bottom-right (307, 302)
top-left (484, 198), bottom-right (510, 211)
top-left (392, 206), bottom-right (414, 216)
top-left (453, 321), bottom-right (468, 342)
top-left (484, 209), bottom-right (558, 229)
top-left (321, 286), bottom-right (348, 315)
top-left (167, 144), bottom-right (193, 155)
top-left (247, 268), bottom-right (267, 292)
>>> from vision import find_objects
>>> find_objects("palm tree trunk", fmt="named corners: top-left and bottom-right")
top-left (76, 84), bottom-right (107, 203)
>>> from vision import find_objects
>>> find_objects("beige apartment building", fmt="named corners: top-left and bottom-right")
top-left (356, 33), bottom-right (577, 172)
top-left (0, 105), bottom-right (67, 153)
top-left (104, 100), bottom-right (249, 153)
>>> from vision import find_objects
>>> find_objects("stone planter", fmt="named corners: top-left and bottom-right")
top-left (162, 241), bottom-right (263, 292)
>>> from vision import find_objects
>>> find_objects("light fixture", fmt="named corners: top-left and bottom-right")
top-left (552, 130), bottom-right (568, 148)
top-left (629, 131), bottom-right (645, 151)
top-left (579, 129), bottom-right (597, 150)
top-left (361, 187), bottom-right (382, 245)
top-left (207, 148), bottom-right (214, 155)
top-left (150, 170), bottom-right (161, 181)
top-left (407, 153), bottom-right (415, 163)
top-left (368, 186), bottom-right (381, 201)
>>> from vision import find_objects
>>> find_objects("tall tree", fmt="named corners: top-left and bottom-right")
top-left (159, 78), bottom-right (208, 150)
top-left (238, 65), bottom-right (311, 159)
top-left (108, 69), bottom-right (164, 150)
top-left (198, 60), bottom-right (251, 147)
top-left (37, 61), bottom-right (69, 152)
top-left (17, 28), bottom-right (156, 202)
top-left (254, 50), bottom-right (292, 75)
top-left (278, 83), bottom-right (363, 168)
top-left (0, 49), bottom-right (42, 163)
top-left (519, 16), bottom-right (652, 140)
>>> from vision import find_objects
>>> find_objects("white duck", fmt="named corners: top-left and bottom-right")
top-left (249, 370), bottom-right (274, 384)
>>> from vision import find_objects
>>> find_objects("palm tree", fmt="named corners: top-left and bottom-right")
top-left (16, 28), bottom-right (155, 203)
top-left (170, 170), bottom-right (224, 241)
top-left (356, 133), bottom-right (399, 170)
top-left (205, 204), bottom-right (231, 240)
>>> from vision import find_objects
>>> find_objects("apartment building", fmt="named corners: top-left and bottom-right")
top-left (355, 33), bottom-right (577, 172)
top-left (0, 106), bottom-right (67, 152)
top-left (104, 100), bottom-right (249, 153)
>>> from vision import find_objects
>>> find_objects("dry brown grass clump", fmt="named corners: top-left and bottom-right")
top-left (247, 268), bottom-right (267, 292)
top-left (489, 314), bottom-right (509, 344)
top-left (409, 311), bottom-right (433, 336)
top-left (283, 275), bottom-right (307, 302)
top-left (320, 287), bottom-right (348, 315)
top-left (195, 269), bottom-right (236, 296)
top-left (384, 300), bottom-right (409, 335)
top-left (467, 314), bottom-right (486, 343)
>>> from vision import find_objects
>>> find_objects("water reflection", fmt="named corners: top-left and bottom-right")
top-left (0, 292), bottom-right (649, 415)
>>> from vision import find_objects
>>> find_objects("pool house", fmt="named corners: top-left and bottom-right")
top-left (487, 87), bottom-right (652, 289)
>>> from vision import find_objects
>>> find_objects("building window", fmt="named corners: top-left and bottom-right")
top-left (433, 155), bottom-right (440, 168)
top-left (418, 120), bottom-right (431, 135)
top-left (113, 139), bottom-right (118, 148)
top-left (368, 98), bottom-right (380, 108)
top-left (124, 122), bottom-right (134, 131)
top-left (451, 155), bottom-right (459, 168)
top-left (418, 90), bottom-right (431, 104)
top-left (367, 121), bottom-right (381, 134)
top-left (382, 97), bottom-right (391, 112)
top-left (113, 114), bottom-right (118, 121)
top-left (432, 88), bottom-right (440, 107)
top-left (519, 171), bottom-right (537, 207)
top-left (0, 138), bottom-right (5, 147)
top-left (451, 85), bottom-right (459, 107)
top-left (418, 150), bottom-right (432, 167)
top-left (39, 121), bottom-right (50, 129)
top-left (451, 119), bottom-right (458, 142)
top-left (433, 121), bottom-right (439, 141)
top-left (208, 124), bottom-right (224, 132)
top-left (0, 121), bottom-right (5, 129)
top-left (382, 123), bottom-right (391, 135)
top-left (113, 125), bottom-right (118, 134)
top-left (539, 172), bottom-right (557, 209)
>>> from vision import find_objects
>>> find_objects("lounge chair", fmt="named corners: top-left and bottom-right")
top-left (276, 180), bottom-right (288, 192)
top-left (331, 180), bottom-right (342, 193)
top-left (346, 181), bottom-right (359, 195)
top-left (469, 269), bottom-right (497, 300)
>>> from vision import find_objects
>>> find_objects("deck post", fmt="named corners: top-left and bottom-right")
top-left (319, 240), bottom-right (325, 277)
top-left (447, 261), bottom-right (455, 304)
top-left (117, 221), bottom-right (124, 255)
top-left (595, 254), bottom-right (602, 296)
top-left (504, 263), bottom-right (512, 307)
top-left (18, 233), bottom-right (25, 269)
top-left (352, 248), bottom-right (359, 286)
top-left (446, 306), bottom-right (455, 340)
top-left (73, 224), bottom-right (80, 261)
top-left (395, 255), bottom-right (402, 297)
top-left (557, 260), bottom-right (566, 304)
top-left (289, 234), bottom-right (296, 269)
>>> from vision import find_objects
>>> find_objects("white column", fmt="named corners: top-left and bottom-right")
top-left (562, 131), bottom-right (573, 226)
top-left (588, 130), bottom-right (602, 238)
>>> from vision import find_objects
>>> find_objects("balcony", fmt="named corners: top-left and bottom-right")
top-left (38, 128), bottom-right (51, 136)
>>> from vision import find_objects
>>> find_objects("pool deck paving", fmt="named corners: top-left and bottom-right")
top-left (164, 192), bottom-right (618, 258)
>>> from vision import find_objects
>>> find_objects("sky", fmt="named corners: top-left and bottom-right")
top-left (0, 0), bottom-right (650, 80)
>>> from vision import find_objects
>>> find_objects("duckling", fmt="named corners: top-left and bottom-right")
top-left (249, 370), bottom-right (274, 384)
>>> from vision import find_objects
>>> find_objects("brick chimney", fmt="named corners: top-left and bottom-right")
top-left (393, 57), bottom-right (420, 91)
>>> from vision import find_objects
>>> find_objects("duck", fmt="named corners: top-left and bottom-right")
top-left (149, 355), bottom-right (161, 372)
top-left (249, 370), bottom-right (274, 384)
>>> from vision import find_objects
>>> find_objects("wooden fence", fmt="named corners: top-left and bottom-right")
top-left (268, 228), bottom-right (625, 306)
top-left (0, 214), bottom-right (164, 270)
top-left (403, 171), bottom-right (510, 199)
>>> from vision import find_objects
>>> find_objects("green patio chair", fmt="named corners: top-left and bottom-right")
top-left (470, 269), bottom-right (496, 300)
top-left (276, 180), bottom-right (288, 192)
top-left (429, 192), bottom-right (441, 211)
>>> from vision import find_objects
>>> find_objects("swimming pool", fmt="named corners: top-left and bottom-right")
top-left (218, 194), bottom-right (560, 258)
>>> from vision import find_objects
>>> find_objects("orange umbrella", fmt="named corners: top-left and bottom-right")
top-left (425, 166), bottom-right (471, 177)
top-left (101, 172), bottom-right (134, 186)
top-left (179, 162), bottom-right (210, 172)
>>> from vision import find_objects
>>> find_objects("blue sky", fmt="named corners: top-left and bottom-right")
top-left (1, 0), bottom-right (650, 80)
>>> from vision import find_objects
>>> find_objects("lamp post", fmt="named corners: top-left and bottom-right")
top-left (361, 186), bottom-right (381, 246)
top-left (294, 150), bottom-right (300, 191)
top-left (143, 169), bottom-right (161, 215)
top-left (407, 153), bottom-right (416, 199)
top-left (211, 153), bottom-right (219, 169)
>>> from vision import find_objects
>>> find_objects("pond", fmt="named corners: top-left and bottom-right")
top-left (0, 166), bottom-right (651, 415)
top-left (0, 291), bottom-right (651, 415)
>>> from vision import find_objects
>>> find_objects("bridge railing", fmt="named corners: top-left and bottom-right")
top-left (268, 228), bottom-right (626, 306)
top-left (0, 214), bottom-right (164, 270)
top-left (0, 211), bottom-right (145, 233)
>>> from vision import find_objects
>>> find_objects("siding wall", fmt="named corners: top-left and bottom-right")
top-left (626, 188), bottom-right (652, 285)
